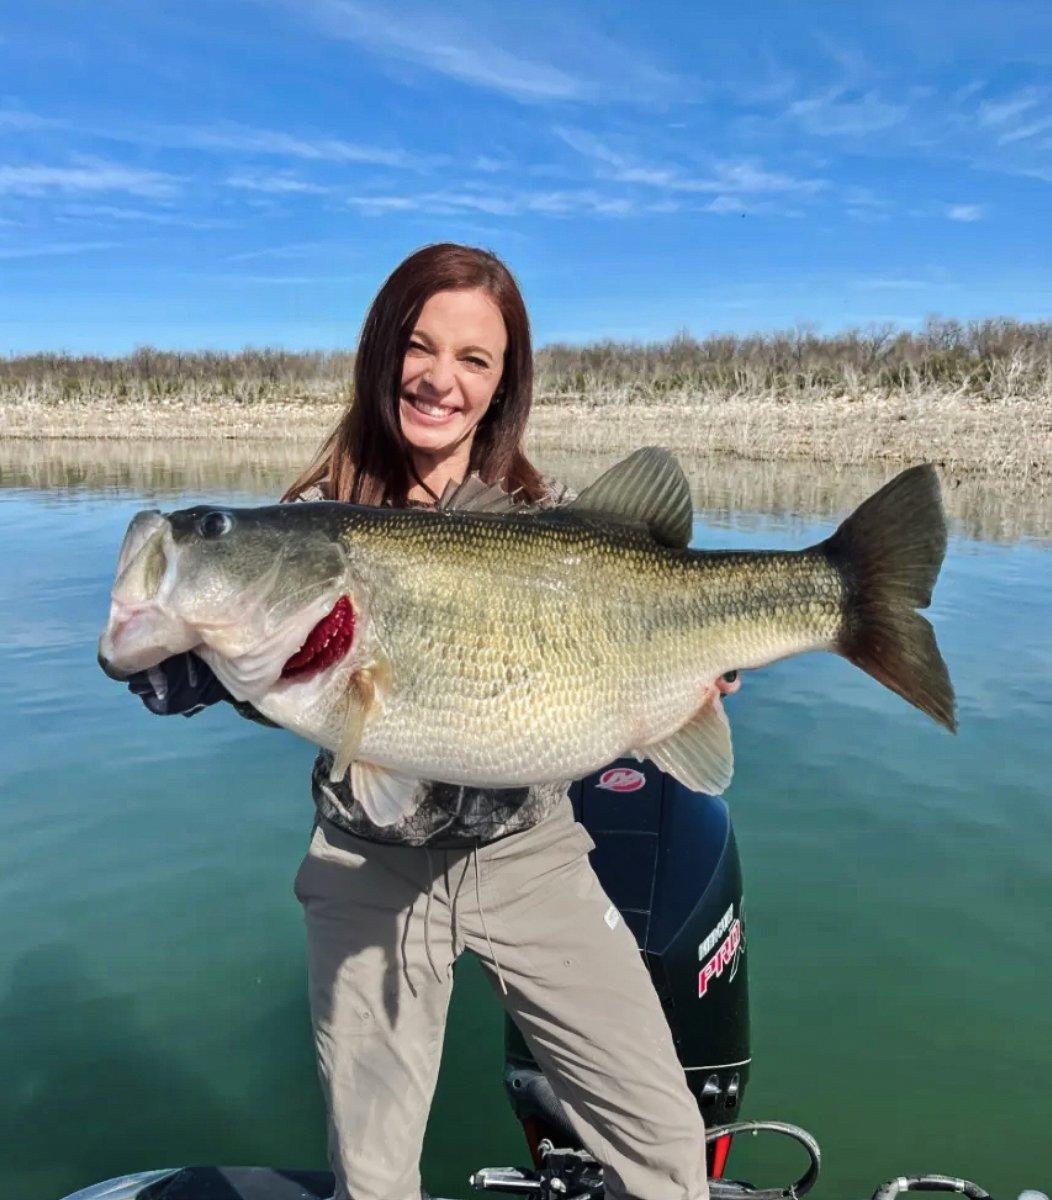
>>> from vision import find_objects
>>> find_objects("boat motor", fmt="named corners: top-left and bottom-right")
top-left (503, 758), bottom-right (751, 1179)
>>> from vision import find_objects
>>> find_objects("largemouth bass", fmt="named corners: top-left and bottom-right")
top-left (98, 448), bottom-right (955, 825)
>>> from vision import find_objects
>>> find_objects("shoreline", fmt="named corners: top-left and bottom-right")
top-left (2, 391), bottom-right (1048, 480)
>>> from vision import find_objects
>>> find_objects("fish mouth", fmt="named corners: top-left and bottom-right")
top-left (98, 649), bottom-right (133, 682)
top-left (280, 595), bottom-right (356, 680)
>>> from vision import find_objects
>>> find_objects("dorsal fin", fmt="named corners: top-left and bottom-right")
top-left (568, 447), bottom-right (693, 547)
top-left (436, 474), bottom-right (521, 514)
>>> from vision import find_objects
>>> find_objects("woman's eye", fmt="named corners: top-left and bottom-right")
top-left (465, 356), bottom-right (488, 369)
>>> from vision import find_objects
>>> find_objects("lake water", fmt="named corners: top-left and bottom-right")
top-left (1, 441), bottom-right (1049, 1200)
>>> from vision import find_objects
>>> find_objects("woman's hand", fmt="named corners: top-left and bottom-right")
top-left (126, 651), bottom-right (230, 717)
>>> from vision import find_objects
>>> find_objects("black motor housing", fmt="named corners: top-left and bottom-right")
top-left (504, 758), bottom-right (750, 1151)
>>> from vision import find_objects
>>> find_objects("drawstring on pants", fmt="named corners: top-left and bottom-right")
top-left (472, 845), bottom-right (508, 995)
top-left (415, 841), bottom-right (507, 995)
top-left (421, 845), bottom-right (443, 984)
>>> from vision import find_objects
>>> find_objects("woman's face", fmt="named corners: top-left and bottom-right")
top-left (399, 287), bottom-right (508, 461)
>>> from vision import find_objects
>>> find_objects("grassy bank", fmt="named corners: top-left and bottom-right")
top-left (2, 320), bottom-right (1049, 478)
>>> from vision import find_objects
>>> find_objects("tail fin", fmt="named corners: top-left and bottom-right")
top-left (822, 464), bottom-right (957, 732)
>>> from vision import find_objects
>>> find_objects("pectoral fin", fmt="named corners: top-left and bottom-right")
top-left (330, 660), bottom-right (391, 783)
top-left (350, 762), bottom-right (422, 826)
top-left (642, 695), bottom-right (734, 795)
top-left (327, 657), bottom-right (417, 825)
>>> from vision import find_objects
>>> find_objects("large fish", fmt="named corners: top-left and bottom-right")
top-left (98, 448), bottom-right (956, 825)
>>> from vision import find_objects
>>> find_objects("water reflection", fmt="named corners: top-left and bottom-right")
top-left (0, 437), bottom-right (1047, 544)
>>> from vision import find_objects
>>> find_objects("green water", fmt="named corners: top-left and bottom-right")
top-left (0, 443), bottom-right (1049, 1200)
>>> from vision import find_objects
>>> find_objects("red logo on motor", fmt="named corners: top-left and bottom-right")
top-left (698, 919), bottom-right (742, 998)
top-left (597, 767), bottom-right (647, 793)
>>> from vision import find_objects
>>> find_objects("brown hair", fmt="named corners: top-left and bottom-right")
top-left (283, 243), bottom-right (546, 506)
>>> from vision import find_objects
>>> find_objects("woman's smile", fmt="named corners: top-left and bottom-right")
top-left (401, 392), bottom-right (462, 425)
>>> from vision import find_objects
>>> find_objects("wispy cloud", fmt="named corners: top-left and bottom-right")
top-left (346, 182), bottom-right (803, 220)
top-left (0, 240), bottom-right (120, 260)
top-left (554, 127), bottom-right (826, 197)
top-left (301, 0), bottom-right (681, 105)
top-left (307, 0), bottom-right (582, 101)
top-left (945, 203), bottom-right (984, 222)
top-left (348, 187), bottom-right (659, 218)
top-left (0, 160), bottom-right (178, 198)
top-left (701, 195), bottom-right (805, 218)
top-left (221, 274), bottom-right (353, 285)
top-left (852, 276), bottom-right (931, 291)
top-left (787, 88), bottom-right (907, 137)
top-left (998, 114), bottom-right (1052, 144)
top-left (57, 203), bottom-right (232, 229)
top-left (153, 121), bottom-right (408, 166)
top-left (472, 155), bottom-right (511, 173)
top-left (225, 173), bottom-right (330, 194)
top-left (968, 86), bottom-right (1052, 154)
top-left (225, 241), bottom-right (336, 263)
top-left (978, 88), bottom-right (1043, 128)
top-left (0, 108), bottom-right (63, 131)
top-left (843, 186), bottom-right (894, 222)
top-left (0, 105), bottom-right (412, 168)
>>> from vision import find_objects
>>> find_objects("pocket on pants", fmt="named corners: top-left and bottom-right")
top-left (292, 824), bottom-right (324, 904)
top-left (496, 821), bottom-right (597, 915)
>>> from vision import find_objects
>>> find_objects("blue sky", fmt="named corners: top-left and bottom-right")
top-left (1, 0), bottom-right (1050, 354)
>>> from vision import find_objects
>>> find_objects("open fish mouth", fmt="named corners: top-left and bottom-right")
top-left (280, 595), bottom-right (356, 680)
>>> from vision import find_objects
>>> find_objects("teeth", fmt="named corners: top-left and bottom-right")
top-left (412, 398), bottom-right (453, 418)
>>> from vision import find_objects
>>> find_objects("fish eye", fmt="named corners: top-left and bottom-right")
top-left (199, 510), bottom-right (233, 539)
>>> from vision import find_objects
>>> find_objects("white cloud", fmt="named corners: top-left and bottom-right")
top-left (945, 203), bottom-right (984, 221)
top-left (0, 240), bottom-right (120, 260)
top-left (788, 88), bottom-right (907, 137)
top-left (997, 114), bottom-right (1052, 144)
top-left (709, 160), bottom-right (823, 195)
top-left (224, 275), bottom-right (351, 285)
top-left (225, 173), bottom-right (330, 194)
top-left (978, 89), bottom-right (1043, 127)
top-left (345, 195), bottom-right (419, 214)
top-left (1, 105), bottom-right (412, 169)
top-left (307, 0), bottom-right (583, 101)
top-left (301, 0), bottom-right (682, 105)
top-left (347, 187), bottom-right (649, 218)
top-left (346, 182), bottom-right (801, 220)
top-left (225, 241), bottom-right (336, 263)
top-left (56, 203), bottom-right (233, 230)
top-left (0, 108), bottom-right (63, 131)
top-left (159, 122), bottom-right (407, 166)
top-left (852, 277), bottom-right (930, 290)
top-left (702, 195), bottom-right (804, 218)
top-left (843, 186), bottom-right (894, 222)
top-left (554, 128), bottom-right (825, 197)
top-left (0, 161), bottom-right (178, 198)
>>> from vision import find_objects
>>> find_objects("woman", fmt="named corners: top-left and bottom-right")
top-left (130, 244), bottom-right (735, 1200)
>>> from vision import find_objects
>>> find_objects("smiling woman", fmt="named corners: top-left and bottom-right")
top-left (283, 242), bottom-right (546, 508)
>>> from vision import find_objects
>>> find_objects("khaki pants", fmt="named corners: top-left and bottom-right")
top-left (294, 800), bottom-right (709, 1200)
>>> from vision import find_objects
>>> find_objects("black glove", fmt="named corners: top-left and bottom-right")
top-left (126, 651), bottom-right (230, 717)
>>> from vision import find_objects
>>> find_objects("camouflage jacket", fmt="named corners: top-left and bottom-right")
top-left (291, 478), bottom-right (575, 847)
